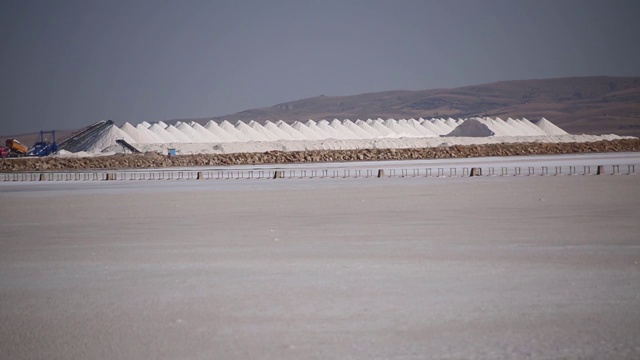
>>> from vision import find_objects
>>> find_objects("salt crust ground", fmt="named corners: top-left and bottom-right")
top-left (1, 175), bottom-right (639, 359)
top-left (85, 134), bottom-right (625, 157)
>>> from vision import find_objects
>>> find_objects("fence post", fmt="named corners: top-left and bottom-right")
top-left (596, 165), bottom-right (605, 175)
top-left (377, 169), bottom-right (385, 178)
top-left (470, 167), bottom-right (481, 177)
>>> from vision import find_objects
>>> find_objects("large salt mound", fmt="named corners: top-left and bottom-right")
top-left (165, 125), bottom-right (192, 143)
top-left (136, 124), bottom-right (165, 143)
top-left (330, 119), bottom-right (361, 139)
top-left (505, 118), bottom-right (536, 136)
top-left (190, 122), bottom-right (218, 142)
top-left (292, 121), bottom-right (324, 140)
top-left (445, 117), bottom-right (511, 137)
top-left (369, 119), bottom-right (396, 137)
top-left (120, 122), bottom-right (142, 144)
top-left (485, 117), bottom-right (516, 136)
top-left (519, 117), bottom-right (548, 136)
top-left (175, 123), bottom-right (206, 143)
top-left (305, 120), bottom-right (334, 140)
top-left (396, 119), bottom-right (425, 137)
top-left (236, 121), bottom-right (267, 141)
top-left (383, 119), bottom-right (416, 137)
top-left (220, 120), bottom-right (252, 142)
top-left (429, 119), bottom-right (455, 135)
top-left (204, 121), bottom-right (235, 143)
top-left (444, 118), bottom-right (458, 129)
top-left (343, 119), bottom-right (376, 139)
top-left (276, 121), bottom-right (306, 140)
top-left (83, 125), bottom-right (136, 152)
top-left (317, 120), bottom-right (348, 139)
top-left (355, 119), bottom-right (385, 138)
top-left (148, 123), bottom-right (179, 143)
top-left (263, 121), bottom-right (295, 141)
top-left (249, 121), bottom-right (280, 141)
top-left (535, 118), bottom-right (569, 135)
top-left (406, 118), bottom-right (438, 137)
top-left (419, 118), bottom-right (447, 135)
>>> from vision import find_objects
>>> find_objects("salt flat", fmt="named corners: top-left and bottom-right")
top-left (1, 174), bottom-right (639, 359)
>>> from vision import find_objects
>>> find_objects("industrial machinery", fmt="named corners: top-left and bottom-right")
top-left (5, 139), bottom-right (29, 156)
top-left (28, 130), bottom-right (59, 157)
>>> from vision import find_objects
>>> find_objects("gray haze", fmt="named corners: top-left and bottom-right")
top-left (1, 0), bottom-right (639, 135)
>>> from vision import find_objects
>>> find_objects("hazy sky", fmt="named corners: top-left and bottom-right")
top-left (1, 0), bottom-right (639, 134)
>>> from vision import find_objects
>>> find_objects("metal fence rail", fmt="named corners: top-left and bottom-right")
top-left (1, 164), bottom-right (637, 182)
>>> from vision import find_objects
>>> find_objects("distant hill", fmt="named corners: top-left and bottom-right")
top-left (5, 76), bottom-right (640, 145)
top-left (176, 76), bottom-right (640, 137)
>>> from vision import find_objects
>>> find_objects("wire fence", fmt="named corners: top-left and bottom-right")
top-left (1, 164), bottom-right (637, 182)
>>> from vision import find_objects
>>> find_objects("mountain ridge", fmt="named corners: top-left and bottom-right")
top-left (171, 76), bottom-right (640, 136)
top-left (4, 76), bottom-right (640, 145)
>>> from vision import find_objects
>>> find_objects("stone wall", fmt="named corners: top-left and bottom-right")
top-left (2, 139), bottom-right (640, 172)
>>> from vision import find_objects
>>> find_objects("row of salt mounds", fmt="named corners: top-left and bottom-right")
top-left (116, 117), bottom-right (569, 145)
top-left (445, 117), bottom-right (568, 137)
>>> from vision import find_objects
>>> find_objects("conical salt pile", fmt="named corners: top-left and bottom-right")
top-left (220, 120), bottom-right (252, 142)
top-left (148, 123), bottom-right (179, 143)
top-left (165, 125), bottom-right (192, 143)
top-left (534, 118), bottom-right (569, 135)
top-left (263, 121), bottom-right (295, 140)
top-left (249, 121), bottom-right (280, 141)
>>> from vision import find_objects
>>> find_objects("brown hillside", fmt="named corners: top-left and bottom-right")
top-left (197, 76), bottom-right (640, 136)
top-left (5, 76), bottom-right (640, 144)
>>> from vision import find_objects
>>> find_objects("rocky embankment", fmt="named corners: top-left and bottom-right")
top-left (2, 139), bottom-right (640, 172)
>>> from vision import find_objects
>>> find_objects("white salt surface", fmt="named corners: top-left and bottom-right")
top-left (1, 175), bottom-right (639, 359)
top-left (130, 134), bottom-right (626, 154)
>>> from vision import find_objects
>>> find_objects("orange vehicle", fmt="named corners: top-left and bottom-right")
top-left (5, 139), bottom-right (28, 156)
